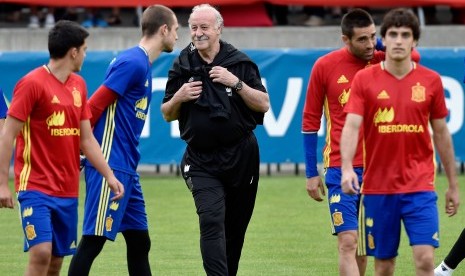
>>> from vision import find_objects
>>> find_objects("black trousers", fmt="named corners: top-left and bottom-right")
top-left (181, 133), bottom-right (260, 276)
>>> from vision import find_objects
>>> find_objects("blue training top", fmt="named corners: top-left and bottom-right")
top-left (91, 46), bottom-right (152, 174)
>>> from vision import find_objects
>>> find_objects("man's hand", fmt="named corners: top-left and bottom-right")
top-left (445, 185), bottom-right (460, 217)
top-left (209, 66), bottom-right (238, 87)
top-left (306, 176), bottom-right (325, 202)
top-left (341, 168), bottom-right (360, 195)
top-left (106, 175), bottom-right (125, 201)
top-left (0, 184), bottom-right (14, 208)
top-left (178, 79), bottom-right (202, 102)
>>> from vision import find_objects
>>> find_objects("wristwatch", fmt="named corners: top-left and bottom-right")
top-left (233, 79), bottom-right (243, 91)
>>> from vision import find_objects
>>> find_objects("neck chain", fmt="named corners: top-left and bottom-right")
top-left (45, 64), bottom-right (67, 83)
top-left (45, 64), bottom-right (60, 80)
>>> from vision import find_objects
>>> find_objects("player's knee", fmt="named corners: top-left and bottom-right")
top-left (27, 243), bottom-right (53, 270)
top-left (337, 231), bottom-right (358, 253)
top-left (375, 258), bottom-right (395, 274)
top-left (413, 250), bottom-right (434, 271)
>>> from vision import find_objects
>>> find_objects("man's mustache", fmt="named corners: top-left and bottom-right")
top-left (194, 36), bottom-right (209, 41)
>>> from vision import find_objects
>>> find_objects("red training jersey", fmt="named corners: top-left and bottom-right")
top-left (302, 47), bottom-right (385, 168)
top-left (9, 65), bottom-right (91, 197)
top-left (344, 62), bottom-right (448, 194)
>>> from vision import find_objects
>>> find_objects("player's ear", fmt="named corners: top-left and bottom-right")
top-left (341, 35), bottom-right (350, 46)
top-left (69, 47), bottom-right (78, 59)
top-left (160, 24), bottom-right (168, 36)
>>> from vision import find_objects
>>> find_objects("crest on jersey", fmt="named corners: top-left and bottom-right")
top-left (338, 89), bottom-right (350, 106)
top-left (72, 87), bottom-right (82, 107)
top-left (411, 82), bottom-right (425, 102)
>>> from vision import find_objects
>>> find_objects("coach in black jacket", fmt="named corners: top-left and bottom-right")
top-left (161, 4), bottom-right (269, 276)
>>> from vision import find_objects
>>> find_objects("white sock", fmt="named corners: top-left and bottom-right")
top-left (434, 261), bottom-right (454, 276)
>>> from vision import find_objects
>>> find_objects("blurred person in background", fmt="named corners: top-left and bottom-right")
top-left (28, 5), bottom-right (55, 28)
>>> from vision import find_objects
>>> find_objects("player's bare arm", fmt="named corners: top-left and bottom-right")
top-left (340, 113), bottom-right (363, 194)
top-left (0, 116), bottom-right (24, 208)
top-left (80, 120), bottom-right (125, 200)
top-left (431, 118), bottom-right (460, 216)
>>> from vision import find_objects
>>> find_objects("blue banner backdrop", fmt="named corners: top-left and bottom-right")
top-left (0, 48), bottom-right (464, 164)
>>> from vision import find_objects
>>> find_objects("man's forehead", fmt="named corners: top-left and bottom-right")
top-left (386, 26), bottom-right (412, 33)
top-left (190, 9), bottom-right (215, 23)
top-left (352, 26), bottom-right (376, 38)
top-left (190, 21), bottom-right (213, 26)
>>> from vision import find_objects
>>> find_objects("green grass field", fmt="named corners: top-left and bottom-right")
top-left (0, 174), bottom-right (464, 275)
